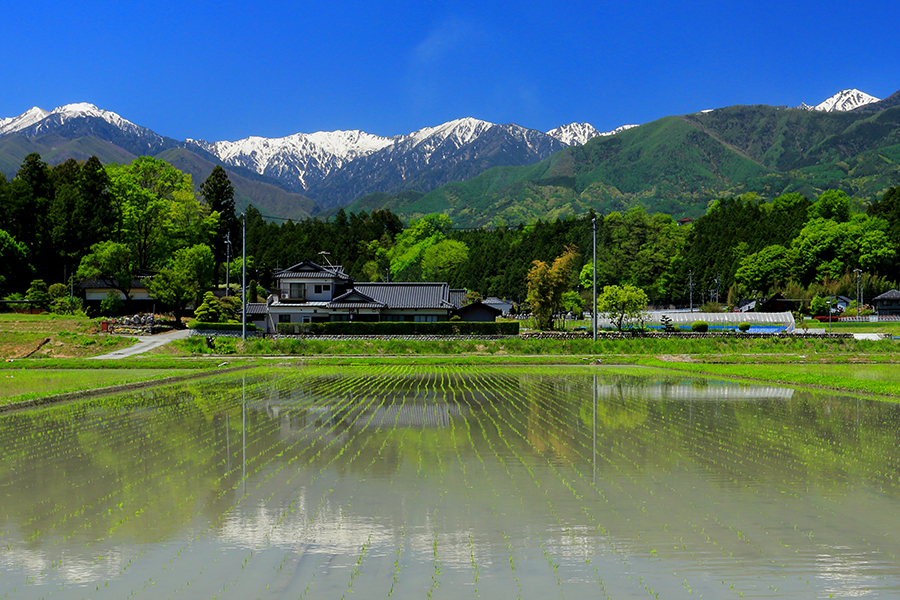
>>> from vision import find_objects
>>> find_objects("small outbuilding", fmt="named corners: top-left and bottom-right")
top-left (453, 301), bottom-right (502, 322)
top-left (873, 290), bottom-right (900, 316)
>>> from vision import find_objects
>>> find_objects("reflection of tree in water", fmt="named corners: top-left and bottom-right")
top-left (523, 376), bottom-right (577, 459)
top-left (579, 375), bottom-right (651, 431)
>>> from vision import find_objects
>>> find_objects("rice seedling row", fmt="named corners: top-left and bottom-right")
top-left (450, 373), bottom-right (527, 599)
top-left (518, 372), bottom-right (900, 597)
top-left (513, 374), bottom-right (839, 596)
top-left (471, 371), bottom-right (693, 598)
top-left (465, 370), bottom-right (646, 599)
top-left (7, 372), bottom-right (358, 596)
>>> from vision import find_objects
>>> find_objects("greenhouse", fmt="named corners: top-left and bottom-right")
top-left (600, 311), bottom-right (796, 333)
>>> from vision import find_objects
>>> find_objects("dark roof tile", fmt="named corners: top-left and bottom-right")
top-left (354, 283), bottom-right (452, 310)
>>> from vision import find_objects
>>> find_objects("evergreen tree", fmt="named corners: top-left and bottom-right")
top-left (199, 166), bottom-right (238, 283)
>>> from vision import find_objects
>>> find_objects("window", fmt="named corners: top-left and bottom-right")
top-left (314, 284), bottom-right (322, 294)
top-left (323, 284), bottom-right (331, 292)
top-left (278, 315), bottom-right (291, 323)
top-left (289, 283), bottom-right (305, 300)
top-left (415, 315), bottom-right (438, 322)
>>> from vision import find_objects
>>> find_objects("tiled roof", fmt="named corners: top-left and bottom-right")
top-left (328, 289), bottom-right (387, 309)
top-left (873, 289), bottom-right (900, 300)
top-left (354, 283), bottom-right (453, 310)
top-left (448, 289), bottom-right (467, 308)
top-left (244, 303), bottom-right (269, 315)
top-left (77, 273), bottom-right (155, 290)
top-left (274, 259), bottom-right (350, 280)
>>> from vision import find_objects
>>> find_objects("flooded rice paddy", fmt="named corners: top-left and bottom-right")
top-left (2, 365), bottom-right (900, 599)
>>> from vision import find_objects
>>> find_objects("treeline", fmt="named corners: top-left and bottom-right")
top-left (0, 153), bottom-right (238, 315)
top-left (2, 152), bottom-right (898, 314)
top-left (247, 187), bottom-right (900, 309)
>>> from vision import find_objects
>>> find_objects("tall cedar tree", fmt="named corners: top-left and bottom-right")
top-left (199, 166), bottom-right (238, 284)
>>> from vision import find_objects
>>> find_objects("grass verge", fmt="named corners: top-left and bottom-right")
top-left (0, 368), bottom-right (193, 406)
top-left (634, 360), bottom-right (900, 399)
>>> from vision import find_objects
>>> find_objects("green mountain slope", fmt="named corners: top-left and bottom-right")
top-left (347, 103), bottom-right (900, 227)
top-left (0, 134), bottom-right (318, 221)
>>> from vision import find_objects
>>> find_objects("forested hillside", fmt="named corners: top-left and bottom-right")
top-left (348, 104), bottom-right (900, 228)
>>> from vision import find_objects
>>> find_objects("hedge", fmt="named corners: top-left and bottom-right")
top-left (276, 321), bottom-right (519, 336)
top-left (188, 320), bottom-right (259, 331)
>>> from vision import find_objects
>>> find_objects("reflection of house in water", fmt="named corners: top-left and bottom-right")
top-left (597, 382), bottom-right (794, 401)
top-left (253, 385), bottom-right (468, 442)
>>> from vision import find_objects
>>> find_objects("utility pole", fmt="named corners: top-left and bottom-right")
top-left (592, 217), bottom-right (597, 342)
top-left (689, 270), bottom-right (694, 313)
top-left (854, 269), bottom-right (862, 318)
top-left (225, 232), bottom-right (231, 296)
top-left (241, 213), bottom-right (247, 341)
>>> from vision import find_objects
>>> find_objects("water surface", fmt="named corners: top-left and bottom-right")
top-left (1, 366), bottom-right (899, 599)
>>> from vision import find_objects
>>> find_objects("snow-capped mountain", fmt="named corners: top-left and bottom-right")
top-left (547, 122), bottom-right (599, 146)
top-left (0, 102), bottom-right (172, 155)
top-left (0, 106), bottom-right (50, 136)
top-left (190, 117), bottom-right (568, 205)
top-left (1, 102), bottom-right (151, 137)
top-left (188, 129), bottom-right (394, 190)
top-left (547, 122), bottom-right (639, 146)
top-left (799, 89), bottom-right (880, 112)
top-left (306, 119), bottom-right (567, 207)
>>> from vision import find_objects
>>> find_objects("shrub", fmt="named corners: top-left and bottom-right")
top-left (194, 292), bottom-right (239, 323)
top-left (738, 322), bottom-right (751, 332)
top-left (100, 291), bottom-right (124, 316)
top-left (25, 279), bottom-right (51, 310)
top-left (48, 282), bottom-right (68, 300)
top-left (51, 296), bottom-right (86, 316)
top-left (691, 320), bottom-right (709, 332)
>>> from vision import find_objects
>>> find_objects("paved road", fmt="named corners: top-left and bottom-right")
top-left (88, 329), bottom-right (194, 360)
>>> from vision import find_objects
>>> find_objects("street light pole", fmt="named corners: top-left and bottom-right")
top-left (854, 269), bottom-right (862, 318)
top-left (592, 217), bottom-right (597, 343)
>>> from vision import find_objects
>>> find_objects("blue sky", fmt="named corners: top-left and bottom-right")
top-left (2, 0), bottom-right (898, 141)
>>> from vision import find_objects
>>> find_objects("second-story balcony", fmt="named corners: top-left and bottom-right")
top-left (278, 286), bottom-right (307, 303)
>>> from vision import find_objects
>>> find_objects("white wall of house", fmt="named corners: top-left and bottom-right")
top-left (278, 278), bottom-right (336, 302)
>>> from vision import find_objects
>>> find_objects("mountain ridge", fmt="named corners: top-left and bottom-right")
top-left (1, 88), bottom-right (895, 227)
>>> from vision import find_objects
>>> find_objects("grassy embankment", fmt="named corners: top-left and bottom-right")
top-left (0, 368), bottom-right (193, 406)
top-left (630, 361), bottom-right (900, 399)
top-left (172, 332), bottom-right (899, 362)
top-left (0, 314), bottom-right (210, 405)
top-left (0, 314), bottom-right (134, 359)
top-left (2, 313), bottom-right (899, 403)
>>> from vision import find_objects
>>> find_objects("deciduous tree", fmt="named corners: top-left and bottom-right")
top-left (597, 284), bottom-right (649, 331)
top-left (526, 245), bottom-right (579, 330)
top-left (147, 244), bottom-right (215, 319)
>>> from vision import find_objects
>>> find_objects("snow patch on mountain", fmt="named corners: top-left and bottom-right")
top-left (403, 117), bottom-right (495, 148)
top-left (0, 106), bottom-right (50, 135)
top-left (0, 102), bottom-right (156, 140)
top-left (799, 89), bottom-right (880, 112)
top-left (188, 129), bottom-right (394, 188)
top-left (547, 122), bottom-right (639, 146)
top-left (547, 123), bottom-right (599, 146)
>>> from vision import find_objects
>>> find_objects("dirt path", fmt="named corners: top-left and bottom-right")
top-left (88, 329), bottom-right (193, 359)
